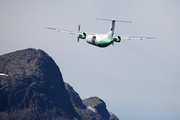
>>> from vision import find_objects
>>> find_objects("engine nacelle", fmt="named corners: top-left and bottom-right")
top-left (78, 32), bottom-right (86, 39)
top-left (113, 36), bottom-right (121, 42)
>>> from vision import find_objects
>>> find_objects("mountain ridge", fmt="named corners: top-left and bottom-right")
top-left (0, 48), bottom-right (119, 120)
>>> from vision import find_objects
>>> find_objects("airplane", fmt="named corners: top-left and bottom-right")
top-left (45, 18), bottom-right (155, 48)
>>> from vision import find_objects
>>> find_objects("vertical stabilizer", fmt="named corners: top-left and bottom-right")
top-left (107, 20), bottom-right (115, 40)
top-left (96, 18), bottom-right (132, 39)
top-left (110, 20), bottom-right (115, 35)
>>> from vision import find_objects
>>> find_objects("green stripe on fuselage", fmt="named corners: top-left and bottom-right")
top-left (96, 38), bottom-right (112, 47)
top-left (95, 31), bottom-right (113, 47)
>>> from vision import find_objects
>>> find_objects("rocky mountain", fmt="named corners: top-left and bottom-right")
top-left (0, 48), bottom-right (119, 120)
top-left (83, 97), bottom-right (111, 120)
top-left (65, 83), bottom-right (119, 120)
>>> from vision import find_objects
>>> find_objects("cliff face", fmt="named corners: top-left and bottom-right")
top-left (65, 83), bottom-right (119, 120)
top-left (65, 82), bottom-right (97, 120)
top-left (0, 48), bottom-right (80, 120)
top-left (0, 48), bottom-right (119, 120)
top-left (83, 97), bottom-right (110, 120)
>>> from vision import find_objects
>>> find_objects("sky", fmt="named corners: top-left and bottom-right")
top-left (0, 0), bottom-right (180, 120)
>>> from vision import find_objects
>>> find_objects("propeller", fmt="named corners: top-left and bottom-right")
top-left (77, 25), bottom-right (80, 42)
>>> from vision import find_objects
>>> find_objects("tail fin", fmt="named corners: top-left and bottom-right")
top-left (96, 18), bottom-right (132, 36)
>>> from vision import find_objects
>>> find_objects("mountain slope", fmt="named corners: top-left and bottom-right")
top-left (65, 83), bottom-right (119, 120)
top-left (0, 48), bottom-right (80, 120)
top-left (0, 48), bottom-right (119, 120)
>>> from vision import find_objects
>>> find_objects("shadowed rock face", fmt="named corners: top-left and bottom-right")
top-left (83, 97), bottom-right (110, 120)
top-left (0, 48), bottom-right (119, 120)
top-left (65, 83), bottom-right (119, 120)
top-left (65, 82), bottom-right (97, 120)
top-left (0, 48), bottom-right (80, 120)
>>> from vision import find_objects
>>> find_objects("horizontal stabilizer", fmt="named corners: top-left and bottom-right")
top-left (96, 18), bottom-right (132, 23)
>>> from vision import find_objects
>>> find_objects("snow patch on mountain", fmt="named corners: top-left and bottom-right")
top-left (86, 106), bottom-right (95, 113)
top-left (0, 73), bottom-right (8, 76)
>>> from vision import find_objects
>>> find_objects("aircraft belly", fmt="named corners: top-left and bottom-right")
top-left (97, 38), bottom-right (112, 47)
top-left (86, 35), bottom-right (112, 47)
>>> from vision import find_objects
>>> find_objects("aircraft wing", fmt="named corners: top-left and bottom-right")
top-left (119, 35), bottom-right (156, 40)
top-left (44, 27), bottom-right (96, 35)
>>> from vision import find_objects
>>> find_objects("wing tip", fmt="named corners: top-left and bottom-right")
top-left (146, 37), bottom-right (157, 39)
top-left (44, 27), bottom-right (56, 30)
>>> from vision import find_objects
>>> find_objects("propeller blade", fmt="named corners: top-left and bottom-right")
top-left (77, 25), bottom-right (80, 42)
top-left (78, 25), bottom-right (81, 31)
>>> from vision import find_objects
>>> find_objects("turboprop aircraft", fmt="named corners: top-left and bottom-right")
top-left (45, 18), bottom-right (155, 47)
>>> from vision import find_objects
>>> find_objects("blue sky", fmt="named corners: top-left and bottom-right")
top-left (0, 0), bottom-right (180, 120)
